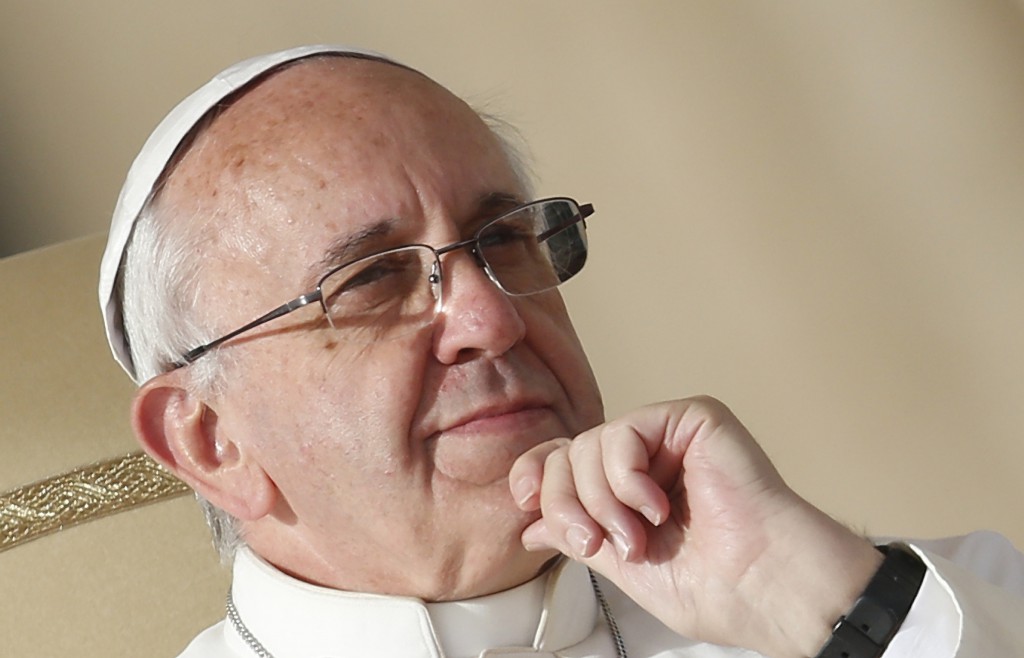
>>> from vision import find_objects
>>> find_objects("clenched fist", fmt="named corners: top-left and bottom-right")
top-left (509, 397), bottom-right (882, 658)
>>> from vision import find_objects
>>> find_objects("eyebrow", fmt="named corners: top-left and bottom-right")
top-left (307, 218), bottom-right (398, 287)
top-left (305, 191), bottom-right (526, 288)
top-left (474, 191), bottom-right (524, 226)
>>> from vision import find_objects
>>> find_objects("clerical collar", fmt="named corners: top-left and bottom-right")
top-left (227, 547), bottom-right (598, 658)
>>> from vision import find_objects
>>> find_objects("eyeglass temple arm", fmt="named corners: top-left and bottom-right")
top-left (173, 292), bottom-right (322, 368)
top-left (535, 203), bottom-right (594, 244)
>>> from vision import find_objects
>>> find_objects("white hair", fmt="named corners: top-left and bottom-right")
top-left (122, 177), bottom-right (245, 561)
top-left (119, 73), bottom-right (536, 563)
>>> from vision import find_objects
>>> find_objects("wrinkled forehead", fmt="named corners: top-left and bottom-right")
top-left (151, 56), bottom-right (527, 341)
top-left (158, 57), bottom-right (514, 246)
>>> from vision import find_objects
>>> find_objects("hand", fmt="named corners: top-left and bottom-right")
top-left (509, 397), bottom-right (882, 658)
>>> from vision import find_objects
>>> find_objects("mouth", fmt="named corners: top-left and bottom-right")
top-left (426, 401), bottom-right (564, 486)
top-left (450, 408), bottom-right (553, 439)
top-left (438, 400), bottom-right (554, 437)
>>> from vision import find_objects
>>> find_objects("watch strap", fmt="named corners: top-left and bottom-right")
top-left (815, 542), bottom-right (927, 658)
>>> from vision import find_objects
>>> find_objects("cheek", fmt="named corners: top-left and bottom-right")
top-left (520, 296), bottom-right (604, 430)
top-left (245, 334), bottom-right (435, 474)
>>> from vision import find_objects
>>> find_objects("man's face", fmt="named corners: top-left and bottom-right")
top-left (162, 59), bottom-right (604, 599)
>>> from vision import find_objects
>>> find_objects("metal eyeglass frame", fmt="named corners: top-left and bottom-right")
top-left (172, 197), bottom-right (594, 369)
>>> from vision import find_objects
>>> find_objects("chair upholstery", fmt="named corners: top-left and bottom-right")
top-left (0, 235), bottom-right (229, 656)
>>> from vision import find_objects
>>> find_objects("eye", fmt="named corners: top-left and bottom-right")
top-left (322, 250), bottom-right (424, 317)
top-left (335, 258), bottom-right (402, 293)
top-left (478, 220), bottom-right (535, 250)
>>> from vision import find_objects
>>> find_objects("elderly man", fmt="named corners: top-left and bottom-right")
top-left (100, 46), bottom-right (1023, 657)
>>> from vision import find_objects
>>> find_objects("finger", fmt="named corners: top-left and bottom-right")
top-left (534, 447), bottom-right (603, 559)
top-left (520, 517), bottom-right (556, 552)
top-left (567, 429), bottom-right (649, 561)
top-left (600, 421), bottom-right (671, 526)
top-left (509, 437), bottom-right (570, 510)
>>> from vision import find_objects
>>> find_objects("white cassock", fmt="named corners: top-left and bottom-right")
top-left (178, 531), bottom-right (1024, 657)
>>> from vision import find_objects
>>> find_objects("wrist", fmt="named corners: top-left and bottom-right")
top-left (743, 512), bottom-right (883, 658)
top-left (787, 532), bottom-right (884, 657)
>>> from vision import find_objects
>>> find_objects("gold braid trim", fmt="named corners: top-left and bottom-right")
top-left (0, 451), bottom-right (190, 553)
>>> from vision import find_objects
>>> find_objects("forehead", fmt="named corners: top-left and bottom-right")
top-left (160, 57), bottom-right (522, 273)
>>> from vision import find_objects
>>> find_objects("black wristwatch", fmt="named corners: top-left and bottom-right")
top-left (814, 542), bottom-right (927, 658)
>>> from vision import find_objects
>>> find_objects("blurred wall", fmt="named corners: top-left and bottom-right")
top-left (2, 1), bottom-right (1022, 545)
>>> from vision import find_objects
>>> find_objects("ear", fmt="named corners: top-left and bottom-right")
top-left (131, 372), bottom-right (276, 522)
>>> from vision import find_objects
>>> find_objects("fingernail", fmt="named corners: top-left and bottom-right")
top-left (511, 477), bottom-right (537, 507)
top-left (611, 531), bottom-right (633, 561)
top-left (521, 523), bottom-right (548, 552)
top-left (522, 538), bottom-right (547, 552)
top-left (566, 525), bottom-right (594, 557)
top-left (640, 505), bottom-right (662, 526)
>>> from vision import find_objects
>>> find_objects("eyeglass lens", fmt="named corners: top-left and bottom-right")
top-left (319, 198), bottom-right (588, 343)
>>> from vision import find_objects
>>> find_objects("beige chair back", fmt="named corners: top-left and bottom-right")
top-left (0, 235), bottom-right (229, 657)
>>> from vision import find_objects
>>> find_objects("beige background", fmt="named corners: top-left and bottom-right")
top-left (2, 0), bottom-right (1022, 557)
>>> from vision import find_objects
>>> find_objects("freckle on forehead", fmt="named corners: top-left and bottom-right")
top-left (166, 58), bottom-right (446, 204)
top-left (160, 55), bottom-right (515, 287)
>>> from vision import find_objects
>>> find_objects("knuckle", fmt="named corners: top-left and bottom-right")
top-left (548, 436), bottom-right (572, 454)
top-left (576, 491), bottom-right (604, 513)
top-left (542, 445), bottom-right (567, 469)
top-left (597, 420), bottom-right (636, 451)
top-left (566, 433), bottom-right (593, 460)
top-left (685, 395), bottom-right (733, 423)
top-left (606, 468), bottom-right (634, 491)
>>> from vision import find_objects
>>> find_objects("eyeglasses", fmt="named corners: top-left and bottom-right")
top-left (174, 197), bottom-right (594, 367)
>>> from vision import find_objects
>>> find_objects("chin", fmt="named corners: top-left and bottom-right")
top-left (447, 536), bottom-right (554, 600)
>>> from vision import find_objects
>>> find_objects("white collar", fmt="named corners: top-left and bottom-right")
top-left (226, 548), bottom-right (598, 658)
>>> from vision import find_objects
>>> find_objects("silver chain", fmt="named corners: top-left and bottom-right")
top-left (226, 590), bottom-right (273, 658)
top-left (226, 568), bottom-right (626, 658)
top-left (588, 569), bottom-right (628, 658)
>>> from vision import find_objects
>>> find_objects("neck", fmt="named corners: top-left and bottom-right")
top-left (244, 524), bottom-right (559, 600)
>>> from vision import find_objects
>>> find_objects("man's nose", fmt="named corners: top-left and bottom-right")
top-left (431, 250), bottom-right (526, 364)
